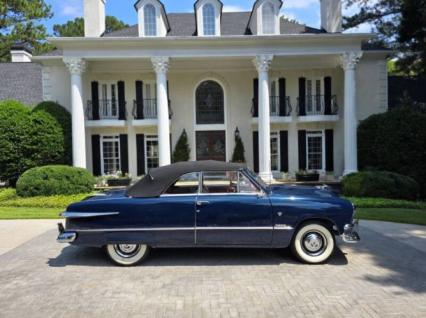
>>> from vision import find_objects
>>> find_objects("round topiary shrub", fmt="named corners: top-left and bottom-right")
top-left (342, 171), bottom-right (419, 200)
top-left (16, 165), bottom-right (95, 197)
top-left (33, 101), bottom-right (72, 165)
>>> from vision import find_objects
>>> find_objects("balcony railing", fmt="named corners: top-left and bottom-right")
top-left (251, 96), bottom-right (292, 117)
top-left (297, 95), bottom-right (339, 116)
top-left (133, 99), bottom-right (173, 120)
top-left (86, 99), bottom-right (126, 120)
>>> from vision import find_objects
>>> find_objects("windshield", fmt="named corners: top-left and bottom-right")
top-left (244, 168), bottom-right (268, 190)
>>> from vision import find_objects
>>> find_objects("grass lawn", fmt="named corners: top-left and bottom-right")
top-left (356, 208), bottom-right (426, 226)
top-left (0, 207), bottom-right (62, 220)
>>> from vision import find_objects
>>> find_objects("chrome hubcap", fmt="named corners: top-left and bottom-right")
top-left (302, 232), bottom-right (326, 256)
top-left (114, 244), bottom-right (141, 258)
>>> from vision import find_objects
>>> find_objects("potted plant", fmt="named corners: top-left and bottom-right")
top-left (106, 171), bottom-right (132, 187)
top-left (296, 170), bottom-right (320, 182)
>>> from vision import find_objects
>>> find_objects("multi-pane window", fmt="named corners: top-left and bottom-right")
top-left (307, 131), bottom-right (324, 171)
top-left (306, 79), bottom-right (322, 114)
top-left (203, 4), bottom-right (216, 35)
top-left (196, 80), bottom-right (224, 124)
top-left (262, 3), bottom-right (275, 34)
top-left (270, 80), bottom-right (278, 116)
top-left (144, 4), bottom-right (157, 36)
top-left (145, 135), bottom-right (159, 171)
top-left (270, 132), bottom-right (279, 171)
top-left (100, 83), bottom-right (118, 119)
top-left (101, 136), bottom-right (120, 175)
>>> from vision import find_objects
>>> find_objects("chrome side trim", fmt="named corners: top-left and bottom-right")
top-left (57, 232), bottom-right (77, 243)
top-left (274, 224), bottom-right (294, 230)
top-left (67, 226), bottom-right (285, 233)
top-left (61, 212), bottom-right (120, 218)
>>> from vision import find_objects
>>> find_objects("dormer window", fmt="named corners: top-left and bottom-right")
top-left (203, 4), bottom-right (216, 36)
top-left (262, 3), bottom-right (275, 34)
top-left (144, 4), bottom-right (157, 36)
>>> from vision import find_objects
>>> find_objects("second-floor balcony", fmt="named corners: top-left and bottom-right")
top-left (251, 96), bottom-right (292, 117)
top-left (86, 99), bottom-right (126, 120)
top-left (297, 95), bottom-right (339, 116)
top-left (133, 99), bottom-right (173, 120)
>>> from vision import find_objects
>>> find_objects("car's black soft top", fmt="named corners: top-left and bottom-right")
top-left (126, 161), bottom-right (246, 198)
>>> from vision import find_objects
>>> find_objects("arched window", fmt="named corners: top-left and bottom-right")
top-left (144, 4), bottom-right (157, 36)
top-left (196, 80), bottom-right (224, 124)
top-left (203, 4), bottom-right (216, 36)
top-left (262, 2), bottom-right (275, 34)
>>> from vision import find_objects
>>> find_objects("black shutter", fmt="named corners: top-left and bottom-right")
top-left (136, 134), bottom-right (145, 176)
top-left (280, 131), bottom-right (288, 172)
top-left (119, 134), bottom-right (129, 174)
top-left (253, 131), bottom-right (259, 173)
top-left (91, 135), bottom-right (101, 176)
top-left (253, 78), bottom-right (259, 117)
top-left (325, 129), bottom-right (334, 172)
top-left (298, 77), bottom-right (306, 116)
top-left (324, 76), bottom-right (332, 115)
top-left (91, 81), bottom-right (99, 120)
top-left (279, 78), bottom-right (287, 116)
top-left (298, 130), bottom-right (307, 170)
top-left (135, 81), bottom-right (144, 119)
top-left (118, 81), bottom-right (126, 120)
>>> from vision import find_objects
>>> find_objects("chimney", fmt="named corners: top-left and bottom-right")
top-left (84, 0), bottom-right (106, 37)
top-left (320, 0), bottom-right (342, 33)
top-left (10, 42), bottom-right (32, 63)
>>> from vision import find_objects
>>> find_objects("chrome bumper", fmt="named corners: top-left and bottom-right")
top-left (342, 220), bottom-right (360, 243)
top-left (57, 223), bottom-right (77, 243)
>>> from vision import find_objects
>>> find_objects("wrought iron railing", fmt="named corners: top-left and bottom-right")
top-left (86, 99), bottom-right (126, 120)
top-left (297, 95), bottom-right (339, 116)
top-left (251, 96), bottom-right (292, 117)
top-left (132, 99), bottom-right (173, 120)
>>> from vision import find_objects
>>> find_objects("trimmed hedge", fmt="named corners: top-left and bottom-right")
top-left (0, 188), bottom-right (17, 202)
top-left (0, 100), bottom-right (65, 186)
top-left (33, 101), bottom-right (72, 165)
top-left (345, 197), bottom-right (426, 210)
top-left (0, 190), bottom-right (91, 208)
top-left (16, 165), bottom-right (95, 197)
top-left (358, 108), bottom-right (426, 198)
top-left (342, 171), bottom-right (419, 200)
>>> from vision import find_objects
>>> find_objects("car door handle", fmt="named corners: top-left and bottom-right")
top-left (196, 201), bottom-right (210, 207)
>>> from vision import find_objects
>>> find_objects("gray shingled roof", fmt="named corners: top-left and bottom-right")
top-left (0, 63), bottom-right (43, 105)
top-left (104, 12), bottom-right (322, 37)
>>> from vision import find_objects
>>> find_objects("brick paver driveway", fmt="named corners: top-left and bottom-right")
top-left (0, 221), bottom-right (426, 318)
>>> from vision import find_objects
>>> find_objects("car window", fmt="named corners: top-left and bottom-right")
top-left (202, 171), bottom-right (238, 194)
top-left (164, 172), bottom-right (199, 195)
top-left (238, 172), bottom-right (260, 194)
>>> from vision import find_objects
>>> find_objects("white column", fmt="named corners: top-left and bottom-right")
top-left (340, 52), bottom-right (363, 175)
top-left (64, 57), bottom-right (87, 169)
top-left (152, 57), bottom-right (171, 167)
top-left (253, 55), bottom-right (274, 182)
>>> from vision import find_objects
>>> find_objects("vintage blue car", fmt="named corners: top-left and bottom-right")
top-left (58, 161), bottom-right (359, 266)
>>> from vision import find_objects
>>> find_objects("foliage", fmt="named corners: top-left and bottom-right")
top-left (33, 101), bottom-right (72, 165)
top-left (231, 133), bottom-right (246, 163)
top-left (172, 130), bottom-right (191, 163)
top-left (355, 208), bottom-right (426, 226)
top-left (342, 171), bottom-right (419, 200)
top-left (0, 188), bottom-right (17, 202)
top-left (0, 207), bottom-right (62, 220)
top-left (345, 197), bottom-right (426, 210)
top-left (16, 165), bottom-right (95, 197)
top-left (343, 0), bottom-right (426, 75)
top-left (53, 16), bottom-right (129, 37)
top-left (0, 190), bottom-right (91, 208)
top-left (0, 0), bottom-right (53, 61)
top-left (357, 108), bottom-right (426, 197)
top-left (0, 100), bottom-right (65, 186)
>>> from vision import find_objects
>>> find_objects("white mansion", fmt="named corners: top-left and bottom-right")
top-left (32, 0), bottom-right (388, 181)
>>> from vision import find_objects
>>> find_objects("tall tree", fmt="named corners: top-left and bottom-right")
top-left (343, 0), bottom-right (426, 75)
top-left (0, 0), bottom-right (53, 61)
top-left (53, 16), bottom-right (129, 37)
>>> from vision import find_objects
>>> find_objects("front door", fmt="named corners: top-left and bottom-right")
top-left (195, 171), bottom-right (273, 245)
top-left (196, 131), bottom-right (226, 161)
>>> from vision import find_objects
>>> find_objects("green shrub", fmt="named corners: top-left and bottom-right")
top-left (342, 171), bottom-right (419, 200)
top-left (232, 134), bottom-right (246, 163)
top-left (0, 100), bottom-right (65, 186)
top-left (33, 101), bottom-right (72, 165)
top-left (358, 108), bottom-right (426, 198)
top-left (16, 165), bottom-right (95, 197)
top-left (0, 192), bottom-right (91, 208)
top-left (172, 129), bottom-right (190, 163)
top-left (345, 197), bottom-right (426, 209)
top-left (0, 189), bottom-right (17, 202)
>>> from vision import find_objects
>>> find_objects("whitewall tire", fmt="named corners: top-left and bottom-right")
top-left (291, 223), bottom-right (335, 264)
top-left (105, 244), bottom-right (150, 266)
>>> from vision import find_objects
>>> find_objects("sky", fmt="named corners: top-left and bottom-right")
top-left (43, 0), bottom-right (373, 34)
